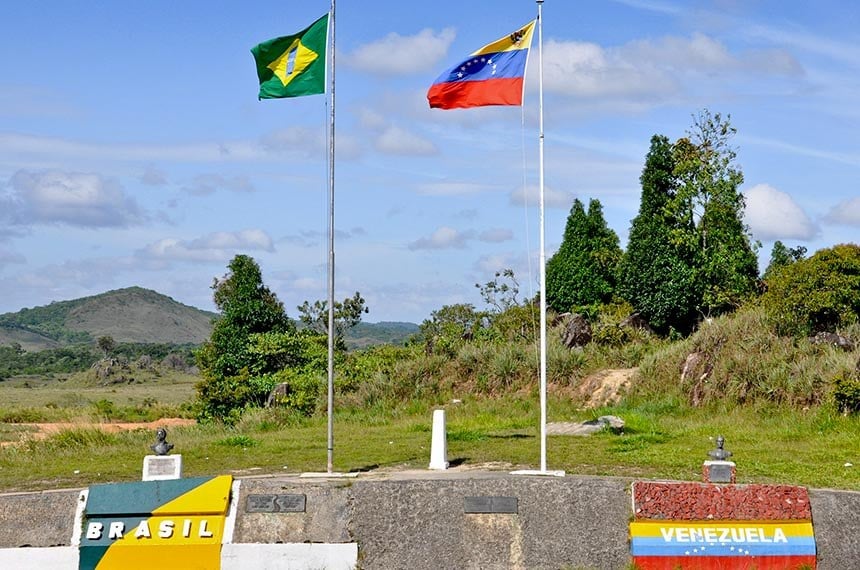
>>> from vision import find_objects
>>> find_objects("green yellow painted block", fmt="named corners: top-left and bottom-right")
top-left (79, 475), bottom-right (233, 570)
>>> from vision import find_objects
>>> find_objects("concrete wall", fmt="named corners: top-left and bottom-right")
top-left (1, 473), bottom-right (858, 569)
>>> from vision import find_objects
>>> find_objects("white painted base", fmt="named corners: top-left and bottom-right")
top-left (0, 546), bottom-right (78, 568)
top-left (143, 454), bottom-right (183, 481)
top-left (299, 472), bottom-right (359, 478)
top-left (510, 469), bottom-right (566, 477)
top-left (222, 543), bottom-right (358, 570)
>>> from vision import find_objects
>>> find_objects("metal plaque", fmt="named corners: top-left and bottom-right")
top-left (246, 494), bottom-right (306, 513)
top-left (464, 496), bottom-right (518, 514)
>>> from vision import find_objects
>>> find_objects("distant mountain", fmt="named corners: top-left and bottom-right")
top-left (0, 287), bottom-right (217, 350)
top-left (0, 287), bottom-right (418, 352)
top-left (345, 321), bottom-right (420, 350)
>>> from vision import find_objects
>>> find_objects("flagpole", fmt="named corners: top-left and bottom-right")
top-left (512, 0), bottom-right (563, 478)
top-left (326, 0), bottom-right (336, 474)
top-left (536, 0), bottom-right (547, 474)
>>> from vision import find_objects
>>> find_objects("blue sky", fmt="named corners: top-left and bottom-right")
top-left (1, 1), bottom-right (858, 323)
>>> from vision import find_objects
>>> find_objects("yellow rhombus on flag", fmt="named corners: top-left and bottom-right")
top-left (251, 13), bottom-right (328, 99)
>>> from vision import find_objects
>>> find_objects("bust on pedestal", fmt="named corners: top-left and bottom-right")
top-left (143, 427), bottom-right (183, 481)
top-left (702, 435), bottom-right (736, 484)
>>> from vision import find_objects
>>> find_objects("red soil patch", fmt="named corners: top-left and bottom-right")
top-left (1, 418), bottom-right (195, 446)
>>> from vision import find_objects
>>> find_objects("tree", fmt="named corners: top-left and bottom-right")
top-left (97, 335), bottom-right (116, 358)
top-left (546, 198), bottom-right (622, 313)
top-left (763, 241), bottom-right (807, 281)
top-left (297, 291), bottom-right (368, 348)
top-left (476, 268), bottom-right (521, 313)
top-left (762, 243), bottom-right (860, 336)
top-left (668, 110), bottom-right (759, 316)
top-left (195, 255), bottom-right (293, 421)
top-left (618, 135), bottom-right (699, 333)
top-left (419, 303), bottom-right (485, 355)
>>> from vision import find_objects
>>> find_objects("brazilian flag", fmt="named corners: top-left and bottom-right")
top-left (251, 13), bottom-right (329, 99)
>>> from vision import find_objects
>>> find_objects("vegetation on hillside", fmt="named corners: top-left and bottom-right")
top-left (1, 109), bottom-right (859, 491)
top-left (186, 110), bottom-right (860, 427)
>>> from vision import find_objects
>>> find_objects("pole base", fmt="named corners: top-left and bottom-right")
top-left (510, 469), bottom-right (565, 477)
top-left (300, 472), bottom-right (360, 478)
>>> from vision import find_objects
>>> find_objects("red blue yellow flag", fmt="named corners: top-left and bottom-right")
top-left (427, 21), bottom-right (535, 110)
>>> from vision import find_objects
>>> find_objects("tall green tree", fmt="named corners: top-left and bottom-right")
top-left (763, 241), bottom-right (807, 281)
top-left (546, 198), bottom-right (622, 313)
top-left (618, 135), bottom-right (699, 333)
top-left (196, 255), bottom-right (294, 421)
top-left (668, 110), bottom-right (759, 316)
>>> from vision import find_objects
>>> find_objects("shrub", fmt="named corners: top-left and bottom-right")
top-left (266, 369), bottom-right (323, 416)
top-left (834, 372), bottom-right (860, 414)
top-left (762, 243), bottom-right (860, 336)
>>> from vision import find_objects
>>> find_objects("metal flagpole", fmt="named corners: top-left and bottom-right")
top-left (302, 1), bottom-right (356, 480)
top-left (512, 0), bottom-right (564, 478)
top-left (537, 0), bottom-right (547, 474)
top-left (326, 0), bottom-right (336, 474)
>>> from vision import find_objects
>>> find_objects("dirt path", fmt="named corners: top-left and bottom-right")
top-left (1, 418), bottom-right (195, 446)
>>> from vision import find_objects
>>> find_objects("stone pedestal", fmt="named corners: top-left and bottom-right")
top-left (702, 459), bottom-right (736, 483)
top-left (143, 454), bottom-right (183, 481)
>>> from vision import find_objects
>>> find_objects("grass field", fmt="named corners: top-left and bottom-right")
top-left (0, 376), bottom-right (857, 493)
top-left (0, 371), bottom-right (197, 423)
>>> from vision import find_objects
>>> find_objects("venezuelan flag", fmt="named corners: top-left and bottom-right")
top-left (427, 21), bottom-right (535, 109)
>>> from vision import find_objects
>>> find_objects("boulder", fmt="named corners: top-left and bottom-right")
top-left (620, 312), bottom-right (654, 334)
top-left (810, 331), bottom-right (855, 352)
top-left (560, 313), bottom-right (592, 348)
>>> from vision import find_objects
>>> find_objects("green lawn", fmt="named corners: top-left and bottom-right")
top-left (1, 389), bottom-right (857, 493)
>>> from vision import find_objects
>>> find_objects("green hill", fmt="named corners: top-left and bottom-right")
top-left (0, 287), bottom-right (217, 349)
top-left (0, 288), bottom-right (418, 352)
top-left (345, 321), bottom-right (419, 349)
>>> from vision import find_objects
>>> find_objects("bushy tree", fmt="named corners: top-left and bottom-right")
top-left (297, 291), bottom-right (368, 349)
top-left (97, 335), bottom-right (116, 358)
top-left (196, 255), bottom-right (294, 421)
top-left (618, 135), bottom-right (699, 333)
top-left (419, 303), bottom-right (486, 355)
top-left (546, 198), bottom-right (621, 313)
top-left (668, 110), bottom-right (759, 316)
top-left (762, 243), bottom-right (860, 336)
top-left (763, 241), bottom-right (807, 281)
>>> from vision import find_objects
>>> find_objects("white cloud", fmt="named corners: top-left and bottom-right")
top-left (744, 183), bottom-right (817, 240)
top-left (509, 184), bottom-right (575, 209)
top-left (0, 132), bottom-right (265, 163)
top-left (608, 0), bottom-right (681, 14)
top-left (540, 33), bottom-right (800, 101)
top-left (408, 226), bottom-right (473, 250)
top-left (181, 174), bottom-right (255, 196)
top-left (417, 181), bottom-right (489, 196)
top-left (0, 248), bottom-right (25, 267)
top-left (7, 169), bottom-right (145, 228)
top-left (357, 107), bottom-right (437, 156)
top-left (825, 197), bottom-right (860, 227)
top-left (542, 39), bottom-right (678, 100)
top-left (138, 229), bottom-right (274, 263)
top-left (345, 28), bottom-right (456, 75)
top-left (375, 126), bottom-right (438, 156)
top-left (478, 228), bottom-right (514, 243)
top-left (140, 165), bottom-right (167, 186)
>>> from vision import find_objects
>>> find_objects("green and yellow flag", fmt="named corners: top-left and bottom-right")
top-left (251, 13), bottom-right (329, 99)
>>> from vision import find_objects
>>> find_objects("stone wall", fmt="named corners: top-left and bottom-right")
top-left (0, 473), bottom-right (858, 569)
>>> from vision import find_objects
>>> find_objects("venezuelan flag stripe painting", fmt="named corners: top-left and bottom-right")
top-left (630, 521), bottom-right (816, 569)
top-left (427, 21), bottom-right (535, 109)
